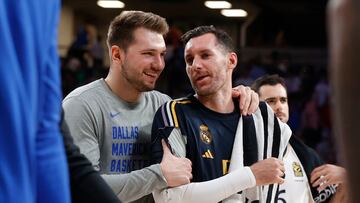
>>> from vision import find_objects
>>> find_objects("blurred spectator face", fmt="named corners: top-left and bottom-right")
top-left (258, 84), bottom-right (289, 123)
top-left (120, 27), bottom-right (166, 91)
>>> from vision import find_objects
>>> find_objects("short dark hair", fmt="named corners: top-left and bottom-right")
top-left (181, 25), bottom-right (235, 52)
top-left (251, 74), bottom-right (286, 93)
top-left (107, 10), bottom-right (169, 51)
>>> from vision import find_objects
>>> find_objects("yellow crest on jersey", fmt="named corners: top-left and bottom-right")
top-left (199, 124), bottom-right (212, 144)
top-left (292, 161), bottom-right (304, 177)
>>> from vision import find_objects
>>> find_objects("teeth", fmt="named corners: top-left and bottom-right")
top-left (145, 73), bottom-right (156, 77)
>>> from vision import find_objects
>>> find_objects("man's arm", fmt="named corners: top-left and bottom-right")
top-left (62, 98), bottom-right (191, 202)
top-left (153, 166), bottom-right (255, 203)
top-left (62, 97), bottom-right (101, 168)
top-left (311, 164), bottom-right (347, 191)
top-left (152, 131), bottom-right (256, 203)
top-left (153, 139), bottom-right (284, 203)
top-left (328, 0), bottom-right (359, 202)
top-left (102, 140), bottom-right (192, 202)
top-left (151, 105), bottom-right (285, 203)
top-left (311, 164), bottom-right (348, 203)
top-left (62, 119), bottom-right (121, 203)
top-left (101, 165), bottom-right (166, 202)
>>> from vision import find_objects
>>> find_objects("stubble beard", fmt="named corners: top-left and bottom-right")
top-left (121, 64), bottom-right (155, 93)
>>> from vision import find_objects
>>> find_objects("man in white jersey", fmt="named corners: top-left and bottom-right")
top-left (62, 11), bottom-right (259, 203)
top-left (252, 74), bottom-right (348, 203)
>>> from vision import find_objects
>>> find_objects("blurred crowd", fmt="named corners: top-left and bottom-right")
top-left (233, 52), bottom-right (335, 164)
top-left (61, 24), bottom-right (107, 96)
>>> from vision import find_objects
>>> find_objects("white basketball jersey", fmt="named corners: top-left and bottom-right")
top-left (277, 145), bottom-right (314, 203)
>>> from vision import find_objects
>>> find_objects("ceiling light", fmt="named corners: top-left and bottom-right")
top-left (221, 9), bottom-right (247, 17)
top-left (204, 1), bottom-right (232, 9)
top-left (97, 0), bottom-right (125, 8)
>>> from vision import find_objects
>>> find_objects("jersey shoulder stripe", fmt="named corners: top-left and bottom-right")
top-left (259, 102), bottom-right (269, 159)
top-left (160, 99), bottom-right (192, 128)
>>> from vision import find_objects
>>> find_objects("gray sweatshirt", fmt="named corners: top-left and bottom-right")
top-left (62, 79), bottom-right (171, 203)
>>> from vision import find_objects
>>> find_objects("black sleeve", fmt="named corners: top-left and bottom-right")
top-left (61, 115), bottom-right (121, 203)
top-left (151, 106), bottom-right (168, 164)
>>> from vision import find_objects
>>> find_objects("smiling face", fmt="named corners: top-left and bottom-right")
top-left (184, 33), bottom-right (236, 96)
top-left (119, 27), bottom-right (166, 92)
top-left (258, 83), bottom-right (289, 123)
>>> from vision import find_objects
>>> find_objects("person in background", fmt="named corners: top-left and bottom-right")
top-left (328, 0), bottom-right (360, 202)
top-left (252, 74), bottom-right (347, 202)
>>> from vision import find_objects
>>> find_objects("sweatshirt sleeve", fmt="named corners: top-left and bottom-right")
top-left (153, 167), bottom-right (256, 203)
top-left (101, 164), bottom-right (167, 202)
top-left (62, 97), bottom-right (102, 169)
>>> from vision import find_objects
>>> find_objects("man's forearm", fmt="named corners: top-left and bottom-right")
top-left (153, 167), bottom-right (255, 203)
top-left (102, 164), bottom-right (167, 202)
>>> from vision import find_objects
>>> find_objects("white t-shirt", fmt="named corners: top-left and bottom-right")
top-left (277, 144), bottom-right (314, 203)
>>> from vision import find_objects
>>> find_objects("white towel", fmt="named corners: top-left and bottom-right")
top-left (223, 103), bottom-right (292, 203)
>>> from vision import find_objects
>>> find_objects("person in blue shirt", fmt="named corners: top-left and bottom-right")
top-left (0, 1), bottom-right (70, 202)
top-left (0, 1), bottom-right (121, 203)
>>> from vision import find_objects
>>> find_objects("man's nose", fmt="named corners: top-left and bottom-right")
top-left (152, 55), bottom-right (165, 71)
top-left (190, 56), bottom-right (202, 71)
top-left (275, 100), bottom-right (283, 110)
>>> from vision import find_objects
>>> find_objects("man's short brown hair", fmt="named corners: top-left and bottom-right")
top-left (181, 25), bottom-right (235, 53)
top-left (107, 10), bottom-right (169, 51)
top-left (251, 74), bottom-right (286, 94)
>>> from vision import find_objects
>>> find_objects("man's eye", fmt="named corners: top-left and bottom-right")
top-left (280, 98), bottom-right (288, 103)
top-left (265, 99), bottom-right (276, 104)
top-left (201, 53), bottom-right (210, 59)
top-left (186, 58), bottom-right (193, 65)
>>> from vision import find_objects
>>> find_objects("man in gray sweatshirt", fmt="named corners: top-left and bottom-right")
top-left (62, 11), bottom-right (258, 203)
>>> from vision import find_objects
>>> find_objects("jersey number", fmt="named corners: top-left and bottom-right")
top-left (222, 160), bottom-right (230, 175)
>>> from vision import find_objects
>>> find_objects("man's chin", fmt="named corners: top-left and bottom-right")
top-left (138, 83), bottom-right (155, 92)
top-left (279, 117), bottom-right (288, 123)
top-left (193, 86), bottom-right (214, 96)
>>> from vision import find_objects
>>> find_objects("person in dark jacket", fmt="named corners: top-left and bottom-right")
top-left (252, 74), bottom-right (348, 203)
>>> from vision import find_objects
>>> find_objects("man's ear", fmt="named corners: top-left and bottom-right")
top-left (110, 45), bottom-right (124, 65)
top-left (228, 52), bottom-right (238, 70)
